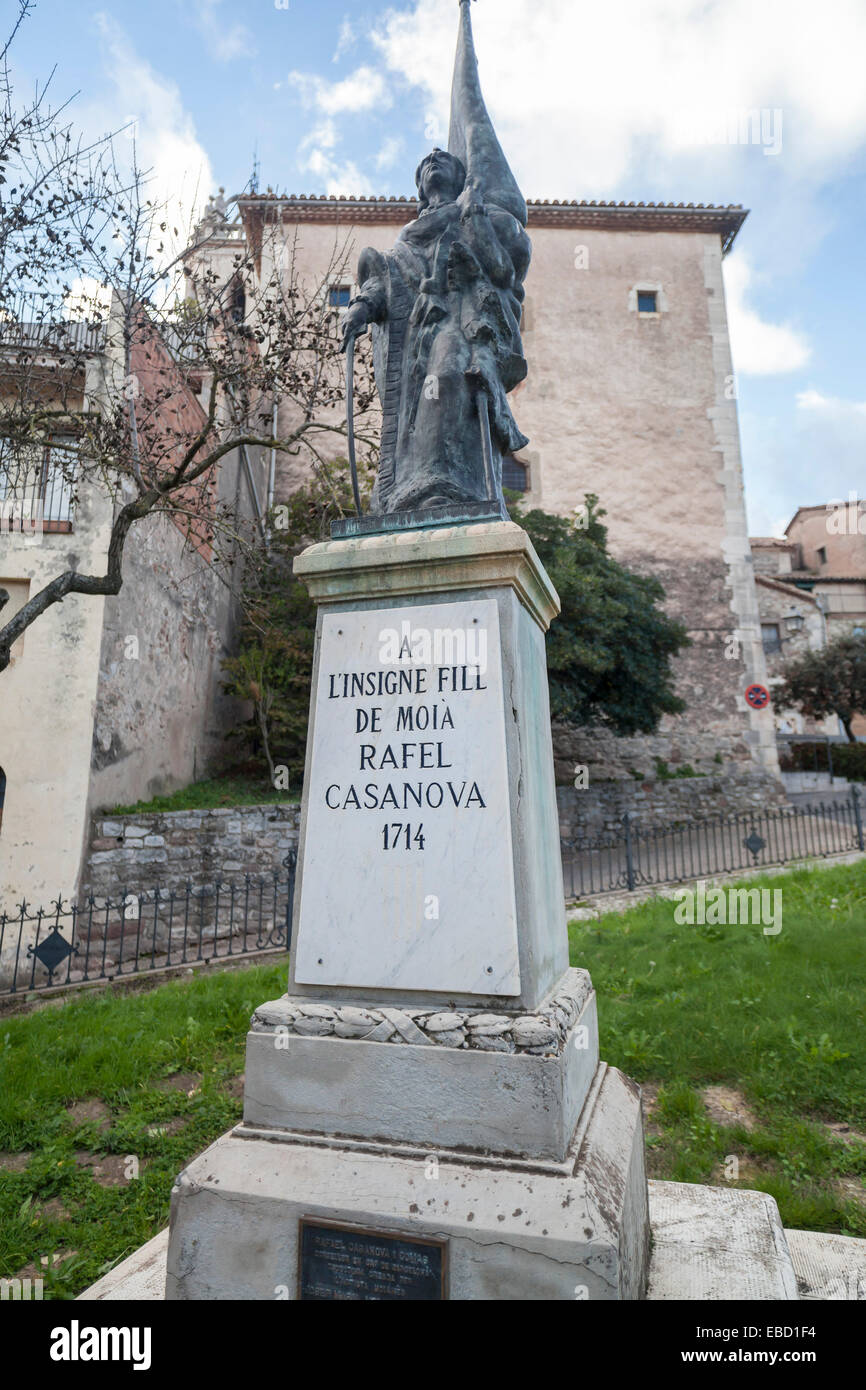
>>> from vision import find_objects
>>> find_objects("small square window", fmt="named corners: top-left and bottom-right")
top-left (816, 546), bottom-right (828, 565)
top-left (328, 285), bottom-right (351, 309)
top-left (637, 290), bottom-right (657, 314)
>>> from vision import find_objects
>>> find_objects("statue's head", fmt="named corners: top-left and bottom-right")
top-left (415, 148), bottom-right (466, 211)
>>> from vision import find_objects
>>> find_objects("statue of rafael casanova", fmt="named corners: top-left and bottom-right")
top-left (341, 0), bottom-right (531, 516)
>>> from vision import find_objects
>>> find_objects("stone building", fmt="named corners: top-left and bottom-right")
top-left (230, 191), bottom-right (781, 807)
top-left (751, 502), bottom-right (866, 737)
top-left (0, 292), bottom-right (256, 920)
top-left (0, 184), bottom-right (791, 923)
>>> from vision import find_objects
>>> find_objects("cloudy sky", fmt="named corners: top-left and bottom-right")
top-left (12, 0), bottom-right (865, 534)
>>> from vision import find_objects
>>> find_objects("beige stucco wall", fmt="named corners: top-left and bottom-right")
top-left (789, 506), bottom-right (866, 577)
top-left (0, 470), bottom-right (113, 916)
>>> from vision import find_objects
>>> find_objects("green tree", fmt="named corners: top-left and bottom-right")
top-left (222, 471), bottom-right (369, 786)
top-left (509, 494), bottom-right (689, 733)
top-left (777, 632), bottom-right (866, 742)
top-left (226, 489), bottom-right (690, 789)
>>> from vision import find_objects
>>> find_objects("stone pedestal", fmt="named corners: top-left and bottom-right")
top-left (166, 522), bottom-right (650, 1300)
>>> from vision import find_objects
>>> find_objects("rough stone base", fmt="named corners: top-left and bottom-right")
top-left (165, 1061), bottom-right (648, 1301)
top-left (244, 968), bottom-right (597, 1162)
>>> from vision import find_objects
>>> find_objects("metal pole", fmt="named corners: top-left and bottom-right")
top-left (346, 336), bottom-right (363, 517)
top-left (852, 784), bottom-right (864, 852)
top-left (623, 811), bottom-right (635, 892)
top-left (476, 389), bottom-right (497, 502)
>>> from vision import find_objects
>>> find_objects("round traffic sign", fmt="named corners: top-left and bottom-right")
top-left (744, 683), bottom-right (770, 709)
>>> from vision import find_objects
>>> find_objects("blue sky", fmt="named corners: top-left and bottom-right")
top-left (11, 0), bottom-right (866, 535)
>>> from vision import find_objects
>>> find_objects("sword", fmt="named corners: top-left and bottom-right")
top-left (345, 333), bottom-right (363, 517)
top-left (476, 385), bottom-right (498, 503)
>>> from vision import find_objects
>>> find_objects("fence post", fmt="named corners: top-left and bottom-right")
top-left (852, 784), bottom-right (865, 852)
top-left (622, 812), bottom-right (636, 892)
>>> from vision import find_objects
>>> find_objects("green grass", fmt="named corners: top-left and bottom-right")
top-left (1, 858), bottom-right (864, 1298)
top-left (0, 961), bottom-right (285, 1299)
top-left (569, 857), bottom-right (866, 1236)
top-left (108, 772), bottom-right (298, 816)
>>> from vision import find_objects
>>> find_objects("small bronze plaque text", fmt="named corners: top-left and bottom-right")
top-left (299, 1220), bottom-right (446, 1301)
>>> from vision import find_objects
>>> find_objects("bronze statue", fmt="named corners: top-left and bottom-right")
top-left (342, 0), bottom-right (531, 518)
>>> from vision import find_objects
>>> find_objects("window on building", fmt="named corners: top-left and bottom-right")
top-left (229, 281), bottom-right (246, 325)
top-left (501, 454), bottom-right (528, 493)
top-left (637, 290), bottom-right (658, 314)
top-left (328, 284), bottom-right (352, 309)
top-left (0, 438), bottom-right (75, 532)
top-left (816, 545), bottom-right (828, 565)
top-left (761, 622), bottom-right (782, 654)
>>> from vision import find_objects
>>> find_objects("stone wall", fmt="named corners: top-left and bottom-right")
top-left (87, 509), bottom-right (246, 814)
top-left (557, 769), bottom-right (786, 838)
top-left (82, 804), bottom-right (301, 897)
top-left (79, 782), bottom-right (790, 903)
top-left (552, 720), bottom-right (785, 793)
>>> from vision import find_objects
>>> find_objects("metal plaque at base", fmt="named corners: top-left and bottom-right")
top-left (299, 1219), bottom-right (447, 1301)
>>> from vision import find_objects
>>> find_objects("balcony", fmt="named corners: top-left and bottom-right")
top-left (0, 292), bottom-right (107, 358)
top-left (0, 440), bottom-right (77, 534)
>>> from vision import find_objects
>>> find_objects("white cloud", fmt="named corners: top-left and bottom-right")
top-left (287, 64), bottom-right (394, 192)
top-left (333, 18), bottom-right (356, 63)
top-left (796, 390), bottom-right (866, 417)
top-left (742, 387), bottom-right (866, 533)
top-left (724, 257), bottom-right (811, 376)
top-left (88, 15), bottom-right (214, 245)
top-left (375, 136), bottom-right (403, 171)
top-left (289, 66), bottom-right (391, 117)
top-left (190, 0), bottom-right (255, 63)
top-left (373, 0), bottom-right (866, 197)
top-left (297, 122), bottom-right (372, 195)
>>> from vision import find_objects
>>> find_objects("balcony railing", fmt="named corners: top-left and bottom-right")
top-left (0, 292), bottom-right (107, 356)
top-left (0, 440), bottom-right (77, 533)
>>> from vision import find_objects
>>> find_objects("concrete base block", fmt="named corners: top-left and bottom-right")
top-left (165, 1061), bottom-right (648, 1300)
top-left (80, 1202), bottom-right (866, 1303)
top-left (785, 1228), bottom-right (866, 1300)
top-left (243, 970), bottom-right (597, 1162)
top-left (77, 1229), bottom-right (169, 1301)
top-left (647, 1180), bottom-right (799, 1300)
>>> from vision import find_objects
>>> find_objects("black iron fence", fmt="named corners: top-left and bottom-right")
top-left (0, 859), bottom-right (295, 998)
top-left (562, 788), bottom-right (865, 898)
top-left (777, 735), bottom-right (866, 783)
top-left (3, 794), bottom-right (865, 996)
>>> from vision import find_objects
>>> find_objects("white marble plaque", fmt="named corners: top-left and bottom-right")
top-left (294, 598), bottom-right (520, 994)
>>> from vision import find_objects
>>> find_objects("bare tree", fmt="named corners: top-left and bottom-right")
top-left (0, 3), bottom-right (377, 675)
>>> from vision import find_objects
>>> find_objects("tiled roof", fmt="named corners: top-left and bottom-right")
top-left (236, 194), bottom-right (748, 252)
top-left (787, 572), bottom-right (866, 583)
